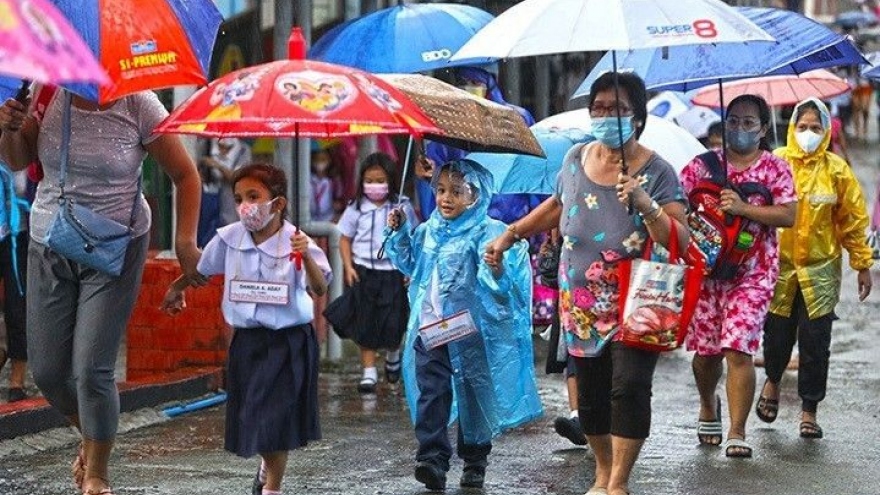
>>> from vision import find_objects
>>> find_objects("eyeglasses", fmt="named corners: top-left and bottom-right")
top-left (589, 104), bottom-right (633, 117)
top-left (725, 116), bottom-right (761, 130)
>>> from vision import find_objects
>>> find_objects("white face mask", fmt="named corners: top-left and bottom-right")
top-left (795, 130), bottom-right (823, 154)
top-left (238, 198), bottom-right (278, 232)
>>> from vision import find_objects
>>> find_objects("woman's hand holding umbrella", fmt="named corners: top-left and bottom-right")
top-left (0, 99), bottom-right (28, 133)
top-left (616, 172), bottom-right (654, 214)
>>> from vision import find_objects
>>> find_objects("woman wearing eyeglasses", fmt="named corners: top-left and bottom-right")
top-left (486, 72), bottom-right (688, 495)
top-left (756, 98), bottom-right (872, 441)
top-left (679, 94), bottom-right (797, 458)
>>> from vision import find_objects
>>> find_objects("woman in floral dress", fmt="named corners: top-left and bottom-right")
top-left (680, 94), bottom-right (797, 458)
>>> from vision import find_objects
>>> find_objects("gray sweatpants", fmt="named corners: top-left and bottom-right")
top-left (26, 234), bottom-right (148, 441)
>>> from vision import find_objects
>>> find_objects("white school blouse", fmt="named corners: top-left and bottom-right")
top-left (336, 197), bottom-right (418, 270)
top-left (198, 221), bottom-right (333, 330)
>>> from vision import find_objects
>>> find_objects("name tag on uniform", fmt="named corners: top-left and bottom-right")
top-left (229, 280), bottom-right (289, 305)
top-left (419, 310), bottom-right (477, 350)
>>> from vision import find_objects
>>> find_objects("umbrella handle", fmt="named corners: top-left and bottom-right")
top-left (290, 227), bottom-right (303, 270)
top-left (14, 80), bottom-right (29, 104)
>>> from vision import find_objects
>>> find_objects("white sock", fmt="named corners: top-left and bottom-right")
top-left (569, 410), bottom-right (579, 419)
top-left (261, 490), bottom-right (282, 495)
top-left (362, 367), bottom-right (378, 381)
top-left (386, 350), bottom-right (401, 365)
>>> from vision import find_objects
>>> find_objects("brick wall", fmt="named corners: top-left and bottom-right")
top-left (126, 256), bottom-right (231, 381)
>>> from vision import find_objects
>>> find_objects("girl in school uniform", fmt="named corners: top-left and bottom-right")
top-left (161, 163), bottom-right (332, 495)
top-left (334, 152), bottom-right (418, 393)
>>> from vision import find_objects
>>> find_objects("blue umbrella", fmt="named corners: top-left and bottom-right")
top-left (574, 6), bottom-right (866, 96)
top-left (310, 2), bottom-right (496, 73)
top-left (862, 51), bottom-right (880, 80)
top-left (466, 128), bottom-right (593, 195)
top-left (836, 10), bottom-right (878, 29)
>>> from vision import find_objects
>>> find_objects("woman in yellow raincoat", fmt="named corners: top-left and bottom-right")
top-left (757, 98), bottom-right (873, 439)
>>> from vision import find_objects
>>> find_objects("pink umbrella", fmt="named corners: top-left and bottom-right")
top-left (0, 0), bottom-right (109, 86)
top-left (690, 69), bottom-right (849, 108)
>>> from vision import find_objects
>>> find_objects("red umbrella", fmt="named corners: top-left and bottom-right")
top-left (154, 59), bottom-right (440, 138)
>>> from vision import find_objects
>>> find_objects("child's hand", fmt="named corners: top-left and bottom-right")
top-left (160, 288), bottom-right (186, 315)
top-left (483, 249), bottom-right (504, 278)
top-left (290, 230), bottom-right (312, 260)
top-left (387, 208), bottom-right (406, 231)
top-left (343, 265), bottom-right (360, 287)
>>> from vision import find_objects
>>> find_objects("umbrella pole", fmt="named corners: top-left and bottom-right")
top-left (611, 51), bottom-right (633, 215)
top-left (377, 134), bottom-right (415, 260)
top-left (14, 80), bottom-right (29, 104)
top-left (771, 108), bottom-right (779, 147)
top-left (718, 79), bottom-right (728, 181)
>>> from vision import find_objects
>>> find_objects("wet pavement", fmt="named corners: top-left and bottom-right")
top-left (1, 135), bottom-right (880, 495)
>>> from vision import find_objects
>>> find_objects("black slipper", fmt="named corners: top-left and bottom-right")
top-left (800, 421), bottom-right (823, 439)
top-left (756, 380), bottom-right (779, 423)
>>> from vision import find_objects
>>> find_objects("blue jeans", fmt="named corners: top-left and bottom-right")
top-left (414, 337), bottom-right (491, 472)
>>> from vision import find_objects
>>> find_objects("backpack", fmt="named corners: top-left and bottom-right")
top-left (687, 151), bottom-right (773, 280)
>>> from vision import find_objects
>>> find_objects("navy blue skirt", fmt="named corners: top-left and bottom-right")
top-left (225, 324), bottom-right (320, 457)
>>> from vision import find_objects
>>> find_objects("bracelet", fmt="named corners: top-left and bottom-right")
top-left (507, 223), bottom-right (522, 240)
top-left (643, 207), bottom-right (664, 226)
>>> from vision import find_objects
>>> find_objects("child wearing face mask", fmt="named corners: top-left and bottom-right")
top-left (310, 145), bottom-right (343, 222)
top-left (331, 152), bottom-right (418, 393)
top-left (161, 163), bottom-right (332, 495)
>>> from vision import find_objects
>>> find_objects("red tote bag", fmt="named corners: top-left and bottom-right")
top-left (617, 216), bottom-right (705, 352)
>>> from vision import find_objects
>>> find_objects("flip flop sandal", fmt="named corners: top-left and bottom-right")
top-left (71, 446), bottom-right (86, 489)
top-left (697, 395), bottom-right (723, 446)
top-left (800, 421), bottom-right (824, 439)
top-left (724, 438), bottom-right (753, 458)
top-left (755, 381), bottom-right (779, 424)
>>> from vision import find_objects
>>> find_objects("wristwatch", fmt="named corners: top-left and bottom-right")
top-left (639, 200), bottom-right (660, 219)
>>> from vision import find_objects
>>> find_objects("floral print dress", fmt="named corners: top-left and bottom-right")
top-left (555, 143), bottom-right (685, 358)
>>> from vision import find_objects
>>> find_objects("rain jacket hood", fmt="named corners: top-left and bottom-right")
top-left (385, 159), bottom-right (543, 443)
top-left (772, 98), bottom-right (873, 319)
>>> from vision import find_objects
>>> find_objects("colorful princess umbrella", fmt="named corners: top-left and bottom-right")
top-left (153, 59), bottom-right (440, 139)
top-left (310, 2), bottom-right (496, 73)
top-left (0, 0), bottom-right (108, 86)
top-left (51, 0), bottom-right (222, 103)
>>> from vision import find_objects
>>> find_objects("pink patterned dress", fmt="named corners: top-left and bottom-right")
top-left (680, 150), bottom-right (797, 357)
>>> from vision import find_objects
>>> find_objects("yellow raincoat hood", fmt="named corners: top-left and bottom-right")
top-left (771, 98), bottom-right (873, 319)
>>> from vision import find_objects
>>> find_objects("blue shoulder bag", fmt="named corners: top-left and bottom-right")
top-left (44, 92), bottom-right (140, 277)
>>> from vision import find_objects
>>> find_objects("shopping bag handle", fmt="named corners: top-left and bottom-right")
top-left (641, 214), bottom-right (680, 262)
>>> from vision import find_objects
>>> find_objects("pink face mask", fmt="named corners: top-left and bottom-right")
top-left (238, 198), bottom-right (277, 231)
top-left (364, 183), bottom-right (389, 201)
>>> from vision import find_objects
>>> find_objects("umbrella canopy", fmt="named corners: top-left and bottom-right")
top-left (574, 7), bottom-right (866, 96)
top-left (51, 0), bottom-right (222, 103)
top-left (466, 127), bottom-right (592, 194)
top-left (154, 59), bottom-right (440, 138)
top-left (0, 0), bottom-right (108, 85)
top-left (862, 51), bottom-right (880, 80)
top-left (835, 10), bottom-right (878, 29)
top-left (310, 3), bottom-right (495, 73)
top-left (535, 111), bottom-right (707, 174)
top-left (451, 0), bottom-right (773, 62)
top-left (648, 92), bottom-right (721, 139)
top-left (690, 69), bottom-right (850, 108)
top-left (377, 73), bottom-right (544, 156)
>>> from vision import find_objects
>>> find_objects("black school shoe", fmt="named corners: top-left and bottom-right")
top-left (554, 416), bottom-right (587, 446)
top-left (414, 462), bottom-right (446, 491)
top-left (384, 359), bottom-right (401, 384)
top-left (460, 466), bottom-right (485, 489)
top-left (7, 387), bottom-right (26, 403)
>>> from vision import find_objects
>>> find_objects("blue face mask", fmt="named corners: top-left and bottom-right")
top-left (591, 116), bottom-right (635, 149)
top-left (726, 129), bottom-right (762, 153)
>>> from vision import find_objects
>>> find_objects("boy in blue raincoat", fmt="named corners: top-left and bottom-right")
top-left (385, 159), bottom-right (542, 491)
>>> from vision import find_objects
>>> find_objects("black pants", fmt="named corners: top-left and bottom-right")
top-left (574, 342), bottom-right (659, 439)
top-left (762, 288), bottom-right (833, 414)
top-left (0, 232), bottom-right (28, 360)
top-left (413, 336), bottom-right (491, 472)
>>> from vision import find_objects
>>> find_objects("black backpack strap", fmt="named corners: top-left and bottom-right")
top-left (737, 182), bottom-right (774, 206)
top-left (698, 151), bottom-right (726, 185)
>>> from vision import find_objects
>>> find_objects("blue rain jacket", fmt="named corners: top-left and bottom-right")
top-left (385, 159), bottom-right (543, 444)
